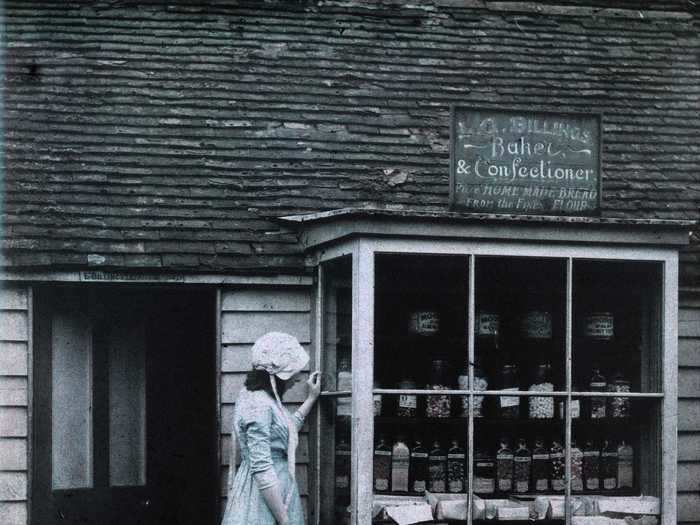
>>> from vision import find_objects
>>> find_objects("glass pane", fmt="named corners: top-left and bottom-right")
top-left (473, 408), bottom-right (567, 522)
top-left (373, 254), bottom-right (469, 522)
top-left (108, 314), bottom-right (146, 487)
top-left (573, 261), bottom-right (663, 393)
top-left (52, 308), bottom-right (93, 490)
top-left (475, 256), bottom-right (567, 407)
top-left (320, 256), bottom-right (353, 524)
top-left (570, 398), bottom-right (661, 522)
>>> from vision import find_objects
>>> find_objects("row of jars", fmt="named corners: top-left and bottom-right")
top-left (337, 362), bottom-right (631, 419)
top-left (358, 436), bottom-right (634, 495)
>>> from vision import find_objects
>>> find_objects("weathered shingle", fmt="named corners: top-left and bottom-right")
top-left (2, 0), bottom-right (699, 280)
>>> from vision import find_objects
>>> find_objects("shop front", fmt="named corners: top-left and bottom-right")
top-left (285, 210), bottom-right (691, 525)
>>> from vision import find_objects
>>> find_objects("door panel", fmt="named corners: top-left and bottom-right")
top-left (32, 288), bottom-right (217, 525)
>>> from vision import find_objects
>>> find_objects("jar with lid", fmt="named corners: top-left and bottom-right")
top-left (531, 437), bottom-right (549, 492)
top-left (428, 440), bottom-right (447, 493)
top-left (335, 437), bottom-right (351, 497)
top-left (529, 362), bottom-right (554, 419)
top-left (373, 436), bottom-right (392, 492)
top-left (559, 387), bottom-right (581, 420)
top-left (474, 447), bottom-right (495, 495)
top-left (409, 439), bottom-right (429, 494)
top-left (496, 437), bottom-right (514, 493)
top-left (617, 440), bottom-right (634, 489)
top-left (513, 438), bottom-right (531, 494)
top-left (583, 440), bottom-right (600, 491)
top-left (426, 359), bottom-right (451, 418)
top-left (588, 366), bottom-right (607, 419)
top-left (498, 360), bottom-right (520, 419)
top-left (608, 371), bottom-right (631, 418)
top-left (336, 356), bottom-right (352, 417)
top-left (571, 440), bottom-right (584, 492)
top-left (473, 360), bottom-right (488, 418)
top-left (601, 439), bottom-right (618, 490)
top-left (457, 360), bottom-right (470, 418)
top-left (550, 439), bottom-right (565, 493)
top-left (397, 378), bottom-right (417, 418)
top-left (373, 379), bottom-right (383, 417)
top-left (391, 436), bottom-right (410, 493)
top-left (447, 439), bottom-right (466, 493)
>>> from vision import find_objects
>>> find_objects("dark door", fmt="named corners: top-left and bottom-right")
top-left (32, 288), bottom-right (218, 525)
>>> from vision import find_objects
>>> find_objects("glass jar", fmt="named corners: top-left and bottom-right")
top-left (583, 440), bottom-right (600, 491)
top-left (498, 362), bottom-right (520, 419)
top-left (601, 439), bottom-right (618, 490)
top-left (550, 439), bottom-right (565, 493)
top-left (335, 438), bottom-right (351, 492)
top-left (336, 356), bottom-right (352, 417)
top-left (426, 359), bottom-right (451, 418)
top-left (529, 362), bottom-right (554, 419)
top-left (473, 362), bottom-right (488, 418)
top-left (531, 437), bottom-right (549, 492)
top-left (513, 438), bottom-right (531, 494)
top-left (474, 447), bottom-right (495, 495)
top-left (397, 378), bottom-right (417, 417)
top-left (428, 440), bottom-right (447, 493)
top-left (391, 436), bottom-right (410, 493)
top-left (409, 440), bottom-right (428, 494)
top-left (496, 437), bottom-right (514, 493)
top-left (571, 441), bottom-right (584, 492)
top-left (457, 360), bottom-right (469, 418)
top-left (617, 441), bottom-right (634, 489)
top-left (589, 366), bottom-right (607, 419)
top-left (608, 371), bottom-right (631, 418)
top-left (447, 439), bottom-right (466, 493)
top-left (373, 380), bottom-right (383, 417)
top-left (373, 436), bottom-right (392, 492)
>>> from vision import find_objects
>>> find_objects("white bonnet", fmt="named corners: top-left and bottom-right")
top-left (251, 331), bottom-right (309, 380)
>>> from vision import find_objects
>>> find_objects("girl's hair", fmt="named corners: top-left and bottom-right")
top-left (245, 369), bottom-right (288, 397)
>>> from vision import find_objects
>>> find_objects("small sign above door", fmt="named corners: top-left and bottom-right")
top-left (450, 108), bottom-right (601, 216)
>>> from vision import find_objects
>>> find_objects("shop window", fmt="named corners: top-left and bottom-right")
top-left (318, 245), bottom-right (669, 525)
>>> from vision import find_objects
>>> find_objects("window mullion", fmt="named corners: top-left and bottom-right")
top-left (565, 257), bottom-right (574, 525)
top-left (467, 254), bottom-right (476, 525)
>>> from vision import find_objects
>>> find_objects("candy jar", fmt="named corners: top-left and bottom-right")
top-left (409, 439), bottom-right (429, 494)
top-left (335, 437), bottom-right (351, 495)
top-left (583, 440), bottom-right (600, 491)
top-left (373, 436), bottom-right (392, 492)
top-left (457, 360), bottom-right (469, 417)
top-left (391, 436), bottom-right (410, 493)
top-left (588, 366), bottom-right (607, 419)
top-left (428, 440), bottom-right (447, 493)
top-left (513, 438), bottom-right (531, 494)
top-left (474, 447), bottom-right (496, 495)
top-left (571, 440), bottom-right (584, 492)
top-left (550, 439), bottom-right (565, 493)
top-left (447, 439), bottom-right (466, 493)
top-left (397, 378), bottom-right (417, 418)
top-left (608, 371), bottom-right (631, 418)
top-left (373, 379), bottom-right (383, 417)
top-left (496, 437), bottom-right (514, 493)
top-left (617, 440), bottom-right (634, 489)
top-left (426, 359), bottom-right (451, 418)
top-left (601, 439), bottom-right (618, 490)
top-left (529, 362), bottom-right (554, 419)
top-left (498, 361), bottom-right (520, 419)
top-left (336, 356), bottom-right (352, 417)
top-left (531, 437), bottom-right (549, 492)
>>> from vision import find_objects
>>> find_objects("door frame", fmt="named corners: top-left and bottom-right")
top-left (30, 284), bottom-right (221, 525)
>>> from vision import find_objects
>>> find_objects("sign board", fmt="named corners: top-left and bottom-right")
top-left (450, 108), bottom-right (601, 215)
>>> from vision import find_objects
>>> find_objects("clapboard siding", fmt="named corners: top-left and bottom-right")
top-left (679, 302), bottom-right (700, 524)
top-left (219, 285), bottom-right (312, 522)
top-left (0, 285), bottom-right (29, 525)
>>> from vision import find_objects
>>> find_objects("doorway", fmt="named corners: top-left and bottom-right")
top-left (32, 287), bottom-right (218, 525)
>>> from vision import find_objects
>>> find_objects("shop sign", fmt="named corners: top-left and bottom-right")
top-left (450, 108), bottom-right (601, 215)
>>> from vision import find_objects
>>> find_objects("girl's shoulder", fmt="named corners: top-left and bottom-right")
top-left (236, 387), bottom-right (275, 421)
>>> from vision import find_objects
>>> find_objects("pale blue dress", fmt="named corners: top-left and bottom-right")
top-left (222, 387), bottom-right (306, 525)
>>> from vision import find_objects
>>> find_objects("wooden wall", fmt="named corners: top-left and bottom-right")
top-left (219, 286), bottom-right (313, 520)
top-left (679, 291), bottom-right (700, 524)
top-left (0, 285), bottom-right (30, 525)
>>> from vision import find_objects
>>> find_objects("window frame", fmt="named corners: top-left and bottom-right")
top-left (313, 236), bottom-right (678, 525)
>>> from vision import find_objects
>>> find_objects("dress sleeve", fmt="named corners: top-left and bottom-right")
top-left (244, 402), bottom-right (279, 490)
top-left (290, 410), bottom-right (305, 431)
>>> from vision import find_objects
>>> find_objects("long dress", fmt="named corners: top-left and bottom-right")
top-left (222, 387), bottom-right (306, 525)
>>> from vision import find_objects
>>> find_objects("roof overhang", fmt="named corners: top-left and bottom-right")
top-left (279, 207), bottom-right (695, 252)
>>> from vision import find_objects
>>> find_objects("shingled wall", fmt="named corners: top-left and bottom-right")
top-left (2, 0), bottom-right (699, 282)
